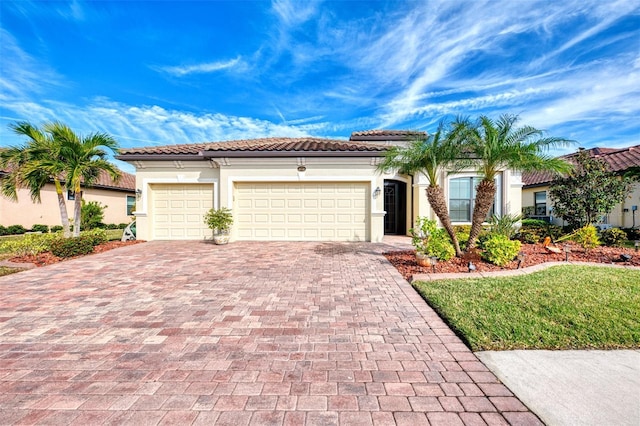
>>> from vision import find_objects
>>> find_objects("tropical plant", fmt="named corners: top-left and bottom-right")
top-left (409, 217), bottom-right (455, 261)
top-left (571, 225), bottom-right (600, 251)
top-left (48, 122), bottom-right (120, 237)
top-left (450, 114), bottom-right (574, 250)
top-left (481, 234), bottom-right (522, 267)
top-left (549, 149), bottom-right (634, 229)
top-left (81, 200), bottom-right (106, 230)
top-left (377, 124), bottom-right (466, 256)
top-left (204, 207), bottom-right (233, 234)
top-left (0, 233), bottom-right (60, 257)
top-left (488, 213), bottom-right (522, 239)
top-left (1, 122), bottom-right (71, 237)
top-left (1, 121), bottom-right (120, 238)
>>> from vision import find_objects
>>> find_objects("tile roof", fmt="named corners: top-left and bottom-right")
top-left (349, 129), bottom-right (427, 141)
top-left (117, 137), bottom-right (389, 157)
top-left (93, 169), bottom-right (136, 191)
top-left (523, 145), bottom-right (640, 187)
top-left (0, 167), bottom-right (135, 192)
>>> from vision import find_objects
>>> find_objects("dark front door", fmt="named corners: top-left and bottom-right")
top-left (384, 180), bottom-right (406, 235)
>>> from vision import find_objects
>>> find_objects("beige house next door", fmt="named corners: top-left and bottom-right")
top-left (234, 182), bottom-right (370, 241)
top-left (150, 183), bottom-right (214, 240)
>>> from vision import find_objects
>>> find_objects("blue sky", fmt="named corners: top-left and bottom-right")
top-left (1, 0), bottom-right (639, 173)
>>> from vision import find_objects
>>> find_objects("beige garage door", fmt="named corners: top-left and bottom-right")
top-left (151, 184), bottom-right (213, 240)
top-left (235, 182), bottom-right (369, 241)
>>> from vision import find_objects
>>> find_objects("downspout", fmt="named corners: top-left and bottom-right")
top-left (410, 173), bottom-right (414, 233)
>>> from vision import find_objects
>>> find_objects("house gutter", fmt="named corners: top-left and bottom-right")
top-left (116, 150), bottom-right (388, 161)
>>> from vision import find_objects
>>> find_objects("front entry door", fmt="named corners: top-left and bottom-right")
top-left (384, 180), bottom-right (406, 235)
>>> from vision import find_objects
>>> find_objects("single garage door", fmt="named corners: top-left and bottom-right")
top-left (235, 182), bottom-right (369, 241)
top-left (151, 183), bottom-right (213, 240)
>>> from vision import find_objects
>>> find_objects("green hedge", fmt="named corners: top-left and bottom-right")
top-left (50, 236), bottom-right (96, 258)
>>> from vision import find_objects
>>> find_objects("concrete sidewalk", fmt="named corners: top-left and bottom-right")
top-left (477, 350), bottom-right (640, 426)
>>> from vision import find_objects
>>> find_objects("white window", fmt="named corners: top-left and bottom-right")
top-left (449, 175), bottom-right (502, 223)
top-left (126, 195), bottom-right (136, 216)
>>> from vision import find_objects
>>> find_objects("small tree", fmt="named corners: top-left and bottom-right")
top-left (549, 150), bottom-right (633, 229)
top-left (81, 200), bottom-right (106, 230)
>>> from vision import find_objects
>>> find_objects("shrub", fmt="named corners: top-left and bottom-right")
top-left (81, 228), bottom-right (108, 246)
top-left (622, 228), bottom-right (640, 241)
top-left (105, 223), bottom-right (119, 230)
top-left (572, 225), bottom-right (600, 251)
top-left (481, 234), bottom-right (522, 267)
top-left (117, 223), bottom-right (129, 229)
top-left (31, 224), bottom-right (49, 233)
top-left (453, 225), bottom-right (471, 234)
top-left (50, 225), bottom-right (64, 233)
top-left (0, 225), bottom-right (7, 236)
top-left (50, 236), bottom-right (95, 258)
top-left (410, 217), bottom-right (455, 261)
top-left (0, 233), bottom-right (60, 257)
top-left (6, 225), bottom-right (27, 235)
top-left (516, 228), bottom-right (541, 244)
top-left (519, 220), bottom-right (563, 242)
top-left (599, 228), bottom-right (627, 247)
top-left (521, 218), bottom-right (549, 227)
top-left (81, 200), bottom-right (106, 230)
top-left (488, 214), bottom-right (522, 239)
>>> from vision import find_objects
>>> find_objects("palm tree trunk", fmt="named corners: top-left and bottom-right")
top-left (426, 185), bottom-right (463, 257)
top-left (54, 180), bottom-right (71, 238)
top-left (466, 179), bottom-right (496, 249)
top-left (73, 192), bottom-right (82, 237)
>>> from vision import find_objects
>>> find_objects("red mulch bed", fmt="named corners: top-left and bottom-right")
top-left (384, 243), bottom-right (640, 281)
top-left (9, 240), bottom-right (145, 267)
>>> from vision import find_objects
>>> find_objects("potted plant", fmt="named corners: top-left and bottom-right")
top-left (204, 207), bottom-right (233, 244)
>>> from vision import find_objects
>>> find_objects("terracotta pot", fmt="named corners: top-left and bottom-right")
top-left (415, 252), bottom-right (430, 267)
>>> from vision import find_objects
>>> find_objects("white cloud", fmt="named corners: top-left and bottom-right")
top-left (0, 29), bottom-right (63, 99)
top-left (0, 97), bottom-right (327, 149)
top-left (271, 0), bottom-right (320, 27)
top-left (156, 57), bottom-right (245, 77)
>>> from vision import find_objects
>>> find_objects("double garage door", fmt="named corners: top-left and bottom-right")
top-left (150, 182), bottom-right (370, 241)
top-left (235, 182), bottom-right (370, 241)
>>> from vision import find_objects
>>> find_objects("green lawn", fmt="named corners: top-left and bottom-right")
top-left (413, 265), bottom-right (640, 351)
top-left (0, 266), bottom-right (22, 277)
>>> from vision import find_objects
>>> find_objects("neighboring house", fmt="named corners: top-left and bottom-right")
top-left (522, 145), bottom-right (640, 228)
top-left (0, 169), bottom-right (136, 228)
top-left (116, 131), bottom-right (524, 242)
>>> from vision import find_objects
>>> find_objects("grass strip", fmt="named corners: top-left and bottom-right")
top-left (413, 265), bottom-right (640, 351)
top-left (0, 266), bottom-right (22, 277)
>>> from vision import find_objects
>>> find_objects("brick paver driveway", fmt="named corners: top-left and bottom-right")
top-left (0, 241), bottom-right (540, 425)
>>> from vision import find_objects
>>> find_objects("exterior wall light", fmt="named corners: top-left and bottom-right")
top-left (135, 189), bottom-right (142, 200)
top-left (372, 187), bottom-right (381, 198)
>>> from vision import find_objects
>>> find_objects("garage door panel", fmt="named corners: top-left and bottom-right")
top-left (151, 184), bottom-right (213, 240)
top-left (235, 182), bottom-right (369, 241)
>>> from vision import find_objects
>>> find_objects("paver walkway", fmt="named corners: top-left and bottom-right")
top-left (0, 240), bottom-right (541, 425)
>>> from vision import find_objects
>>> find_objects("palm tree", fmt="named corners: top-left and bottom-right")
top-left (1, 122), bottom-right (72, 237)
top-left (46, 122), bottom-right (121, 237)
top-left (378, 125), bottom-right (467, 257)
top-left (0, 121), bottom-right (121, 238)
top-left (450, 114), bottom-right (574, 250)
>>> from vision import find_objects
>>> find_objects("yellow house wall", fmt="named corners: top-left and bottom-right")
top-left (0, 184), bottom-right (134, 228)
